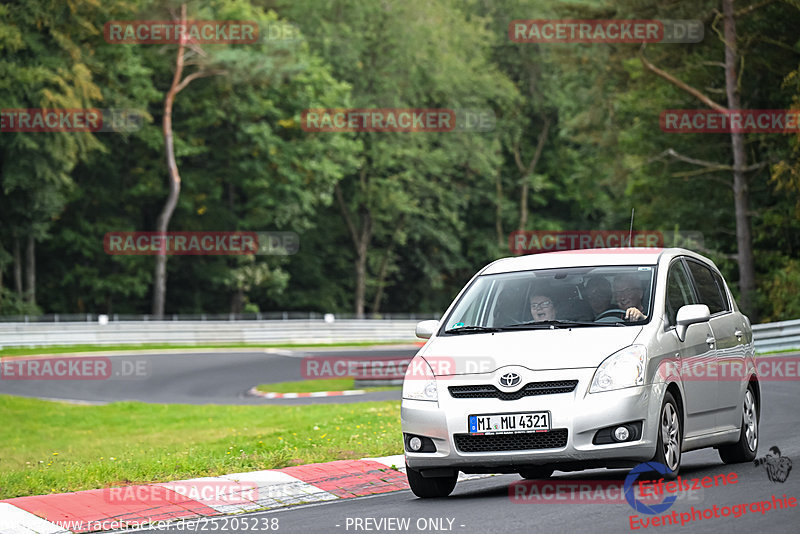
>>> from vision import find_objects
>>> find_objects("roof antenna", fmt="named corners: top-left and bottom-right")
top-left (628, 208), bottom-right (635, 247)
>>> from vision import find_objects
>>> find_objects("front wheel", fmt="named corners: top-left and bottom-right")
top-left (718, 385), bottom-right (759, 464)
top-left (406, 463), bottom-right (458, 498)
top-left (650, 392), bottom-right (682, 480)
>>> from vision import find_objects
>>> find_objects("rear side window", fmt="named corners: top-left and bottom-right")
top-left (686, 260), bottom-right (727, 315)
top-left (710, 270), bottom-right (732, 312)
top-left (665, 261), bottom-right (697, 327)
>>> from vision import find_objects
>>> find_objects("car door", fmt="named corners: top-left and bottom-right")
top-left (664, 258), bottom-right (718, 438)
top-left (685, 259), bottom-right (745, 432)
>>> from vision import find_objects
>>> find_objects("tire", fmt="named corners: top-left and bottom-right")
top-left (649, 391), bottom-right (682, 480)
top-left (718, 385), bottom-right (759, 464)
top-left (406, 463), bottom-right (458, 498)
top-left (519, 466), bottom-right (554, 480)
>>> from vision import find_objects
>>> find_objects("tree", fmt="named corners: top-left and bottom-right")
top-left (282, 0), bottom-right (517, 316)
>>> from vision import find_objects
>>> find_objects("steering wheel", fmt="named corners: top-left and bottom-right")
top-left (596, 308), bottom-right (627, 321)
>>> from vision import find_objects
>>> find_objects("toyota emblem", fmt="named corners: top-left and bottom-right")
top-left (499, 372), bottom-right (521, 388)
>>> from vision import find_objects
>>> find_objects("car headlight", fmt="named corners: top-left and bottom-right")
top-left (402, 355), bottom-right (438, 401)
top-left (589, 345), bottom-right (646, 393)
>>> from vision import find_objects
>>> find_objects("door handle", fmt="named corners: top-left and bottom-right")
top-left (734, 330), bottom-right (743, 341)
top-left (706, 336), bottom-right (716, 347)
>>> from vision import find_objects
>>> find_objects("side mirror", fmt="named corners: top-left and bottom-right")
top-left (415, 320), bottom-right (439, 340)
top-left (675, 304), bottom-right (710, 342)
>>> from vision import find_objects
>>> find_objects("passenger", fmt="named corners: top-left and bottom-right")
top-left (529, 294), bottom-right (557, 322)
top-left (613, 274), bottom-right (648, 321)
top-left (584, 277), bottom-right (613, 319)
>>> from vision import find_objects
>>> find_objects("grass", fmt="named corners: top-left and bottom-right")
top-left (0, 341), bottom-right (416, 357)
top-left (0, 394), bottom-right (402, 500)
top-left (757, 348), bottom-right (800, 356)
top-left (254, 378), bottom-right (398, 394)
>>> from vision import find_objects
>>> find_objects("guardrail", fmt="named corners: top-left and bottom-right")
top-left (752, 318), bottom-right (800, 354)
top-left (0, 312), bottom-right (438, 323)
top-left (0, 319), bottom-right (424, 348)
top-left (0, 317), bottom-right (797, 352)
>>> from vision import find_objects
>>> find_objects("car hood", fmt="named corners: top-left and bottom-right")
top-left (419, 326), bottom-right (643, 375)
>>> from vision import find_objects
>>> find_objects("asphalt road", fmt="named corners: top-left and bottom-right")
top-left (124, 361), bottom-right (800, 534)
top-left (0, 347), bottom-right (417, 405)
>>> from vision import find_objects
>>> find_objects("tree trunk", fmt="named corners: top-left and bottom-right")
top-left (230, 288), bottom-right (244, 314)
top-left (515, 118), bottom-right (550, 230)
top-left (354, 241), bottom-right (367, 318)
top-left (723, 0), bottom-right (756, 315)
top-left (639, 3), bottom-right (757, 317)
top-left (12, 237), bottom-right (22, 296)
top-left (495, 167), bottom-right (504, 247)
top-left (335, 181), bottom-right (372, 318)
top-left (24, 233), bottom-right (35, 306)
top-left (370, 246), bottom-right (393, 316)
top-left (152, 4), bottom-right (189, 318)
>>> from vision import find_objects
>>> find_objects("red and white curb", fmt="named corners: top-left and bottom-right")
top-left (3, 455), bottom-right (495, 533)
top-left (247, 387), bottom-right (367, 399)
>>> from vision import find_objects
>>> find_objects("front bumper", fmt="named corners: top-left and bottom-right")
top-left (401, 367), bottom-right (662, 473)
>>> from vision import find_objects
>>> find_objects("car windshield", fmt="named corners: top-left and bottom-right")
top-left (443, 265), bottom-right (655, 332)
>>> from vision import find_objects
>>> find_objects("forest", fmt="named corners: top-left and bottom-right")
top-left (1, 0), bottom-right (799, 322)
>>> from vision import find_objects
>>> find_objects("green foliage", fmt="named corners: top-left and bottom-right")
top-left (1, 0), bottom-right (799, 320)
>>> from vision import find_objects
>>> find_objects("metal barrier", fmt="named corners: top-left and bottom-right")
top-left (0, 319), bottom-right (422, 348)
top-left (752, 318), bottom-right (800, 354)
top-left (0, 317), bottom-right (798, 352)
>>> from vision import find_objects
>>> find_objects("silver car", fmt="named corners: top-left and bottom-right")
top-left (401, 248), bottom-right (759, 497)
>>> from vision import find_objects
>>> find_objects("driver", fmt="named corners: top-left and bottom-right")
top-left (585, 276), bottom-right (614, 319)
top-left (613, 274), bottom-right (648, 321)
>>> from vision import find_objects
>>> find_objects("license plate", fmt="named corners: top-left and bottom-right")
top-left (468, 411), bottom-right (550, 435)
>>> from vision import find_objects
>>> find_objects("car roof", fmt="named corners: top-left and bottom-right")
top-left (480, 247), bottom-right (715, 275)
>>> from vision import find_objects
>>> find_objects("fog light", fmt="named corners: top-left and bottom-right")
top-left (613, 426), bottom-right (630, 442)
top-left (409, 436), bottom-right (423, 451)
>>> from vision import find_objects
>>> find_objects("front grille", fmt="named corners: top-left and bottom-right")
top-left (454, 429), bottom-right (568, 452)
top-left (448, 380), bottom-right (578, 401)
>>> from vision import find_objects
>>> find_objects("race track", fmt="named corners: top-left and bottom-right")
top-left (0, 347), bottom-right (417, 405)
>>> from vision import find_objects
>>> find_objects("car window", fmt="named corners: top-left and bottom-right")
top-left (443, 265), bottom-right (655, 330)
top-left (710, 270), bottom-right (732, 312)
top-left (665, 261), bottom-right (697, 327)
top-left (686, 260), bottom-right (727, 315)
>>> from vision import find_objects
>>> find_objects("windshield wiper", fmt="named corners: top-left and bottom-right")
top-left (444, 325), bottom-right (502, 334)
top-left (506, 319), bottom-right (624, 328)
